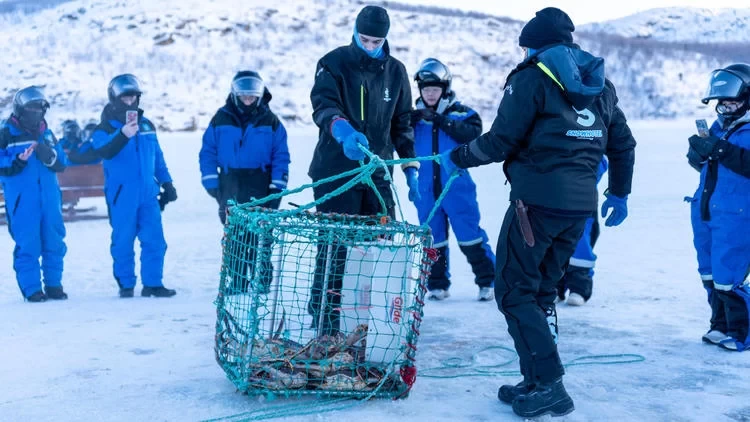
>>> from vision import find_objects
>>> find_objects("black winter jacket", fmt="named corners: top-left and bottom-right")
top-left (309, 39), bottom-right (416, 183)
top-left (452, 44), bottom-right (636, 212)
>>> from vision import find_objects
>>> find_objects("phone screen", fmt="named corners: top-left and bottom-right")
top-left (126, 111), bottom-right (138, 125)
top-left (695, 119), bottom-right (709, 137)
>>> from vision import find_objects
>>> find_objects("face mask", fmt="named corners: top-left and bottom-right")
top-left (18, 108), bottom-right (45, 132)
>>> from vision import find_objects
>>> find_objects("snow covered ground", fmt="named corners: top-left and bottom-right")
top-left (2, 120), bottom-right (750, 422)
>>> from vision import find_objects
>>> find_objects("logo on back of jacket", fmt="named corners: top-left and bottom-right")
top-left (383, 88), bottom-right (391, 102)
top-left (566, 106), bottom-right (602, 140)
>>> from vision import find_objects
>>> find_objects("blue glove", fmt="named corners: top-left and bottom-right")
top-left (404, 167), bottom-right (421, 202)
top-left (438, 149), bottom-right (459, 175)
top-left (601, 191), bottom-right (628, 227)
top-left (331, 119), bottom-right (369, 161)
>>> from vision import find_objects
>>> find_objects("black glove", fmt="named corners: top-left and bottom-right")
top-left (35, 143), bottom-right (57, 166)
top-left (158, 192), bottom-right (169, 211)
top-left (688, 134), bottom-right (723, 160)
top-left (159, 182), bottom-right (177, 211)
top-left (686, 146), bottom-right (705, 172)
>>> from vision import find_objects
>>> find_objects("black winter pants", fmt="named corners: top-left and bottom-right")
top-left (219, 169), bottom-right (277, 293)
top-left (495, 203), bottom-right (587, 383)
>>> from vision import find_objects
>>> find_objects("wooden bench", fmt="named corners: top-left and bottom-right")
top-left (0, 163), bottom-right (106, 224)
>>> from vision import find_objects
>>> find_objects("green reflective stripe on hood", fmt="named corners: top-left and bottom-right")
top-left (536, 62), bottom-right (564, 91)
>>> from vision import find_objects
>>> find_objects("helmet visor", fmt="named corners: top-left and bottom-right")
top-left (414, 59), bottom-right (449, 83)
top-left (702, 69), bottom-right (745, 103)
top-left (111, 75), bottom-right (142, 98)
top-left (231, 76), bottom-right (264, 98)
top-left (15, 87), bottom-right (50, 110)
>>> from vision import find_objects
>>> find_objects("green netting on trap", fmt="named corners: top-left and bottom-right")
top-left (213, 204), bottom-right (435, 399)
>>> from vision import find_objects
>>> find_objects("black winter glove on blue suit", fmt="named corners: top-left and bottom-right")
top-left (689, 134), bottom-right (726, 160)
top-left (158, 182), bottom-right (178, 211)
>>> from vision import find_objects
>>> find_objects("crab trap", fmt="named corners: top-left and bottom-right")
top-left (214, 198), bottom-right (436, 399)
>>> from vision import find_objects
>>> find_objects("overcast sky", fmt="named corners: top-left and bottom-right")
top-left (399, 0), bottom-right (743, 24)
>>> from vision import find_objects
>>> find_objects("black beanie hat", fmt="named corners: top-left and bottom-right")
top-left (356, 5), bottom-right (390, 38)
top-left (518, 7), bottom-right (575, 49)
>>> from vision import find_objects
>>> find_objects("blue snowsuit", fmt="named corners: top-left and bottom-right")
top-left (691, 116), bottom-right (750, 350)
top-left (411, 94), bottom-right (496, 290)
top-left (557, 157), bottom-right (609, 301)
top-left (199, 89), bottom-right (290, 223)
top-left (1, 118), bottom-right (67, 298)
top-left (92, 105), bottom-right (172, 289)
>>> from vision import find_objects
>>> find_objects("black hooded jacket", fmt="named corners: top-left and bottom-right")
top-left (452, 44), bottom-right (636, 212)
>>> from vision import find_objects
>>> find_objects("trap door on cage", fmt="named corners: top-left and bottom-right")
top-left (339, 245), bottom-right (375, 334)
top-left (365, 242), bottom-right (417, 365)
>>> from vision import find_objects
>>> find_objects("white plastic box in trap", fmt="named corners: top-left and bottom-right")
top-left (214, 214), bottom-right (432, 398)
top-left (261, 237), bottom-right (421, 365)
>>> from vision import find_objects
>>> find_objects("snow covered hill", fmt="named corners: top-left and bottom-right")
top-left (0, 0), bottom-right (743, 131)
top-left (580, 7), bottom-right (750, 43)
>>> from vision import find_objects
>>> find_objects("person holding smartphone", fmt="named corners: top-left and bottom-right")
top-left (0, 86), bottom-right (68, 302)
top-left (92, 74), bottom-right (177, 298)
top-left (687, 63), bottom-right (750, 351)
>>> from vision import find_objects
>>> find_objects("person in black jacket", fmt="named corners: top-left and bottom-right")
top-left (440, 8), bottom-right (636, 418)
top-left (307, 5), bottom-right (419, 335)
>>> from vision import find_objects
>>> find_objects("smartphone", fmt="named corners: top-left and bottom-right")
top-left (126, 110), bottom-right (138, 125)
top-left (695, 119), bottom-right (709, 138)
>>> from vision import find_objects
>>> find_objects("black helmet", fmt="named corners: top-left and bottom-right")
top-left (61, 119), bottom-right (81, 141)
top-left (230, 70), bottom-right (265, 112)
top-left (701, 63), bottom-right (750, 104)
top-left (414, 58), bottom-right (452, 94)
top-left (108, 74), bottom-right (142, 109)
top-left (13, 86), bottom-right (50, 131)
top-left (702, 63), bottom-right (750, 121)
top-left (13, 86), bottom-right (50, 117)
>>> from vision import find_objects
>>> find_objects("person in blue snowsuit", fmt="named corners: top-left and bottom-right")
top-left (0, 86), bottom-right (68, 302)
top-left (556, 157), bottom-right (608, 306)
top-left (410, 58), bottom-right (496, 302)
top-left (687, 63), bottom-right (750, 351)
top-left (92, 74), bottom-right (178, 298)
top-left (59, 120), bottom-right (101, 165)
top-left (199, 70), bottom-right (290, 292)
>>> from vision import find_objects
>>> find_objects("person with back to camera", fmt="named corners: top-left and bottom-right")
top-left (439, 8), bottom-right (636, 417)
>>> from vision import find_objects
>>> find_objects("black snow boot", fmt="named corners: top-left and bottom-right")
top-left (498, 379), bottom-right (535, 404)
top-left (45, 286), bottom-right (68, 300)
top-left (26, 291), bottom-right (47, 303)
top-left (511, 377), bottom-right (574, 418)
top-left (119, 288), bottom-right (135, 298)
top-left (141, 286), bottom-right (177, 298)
